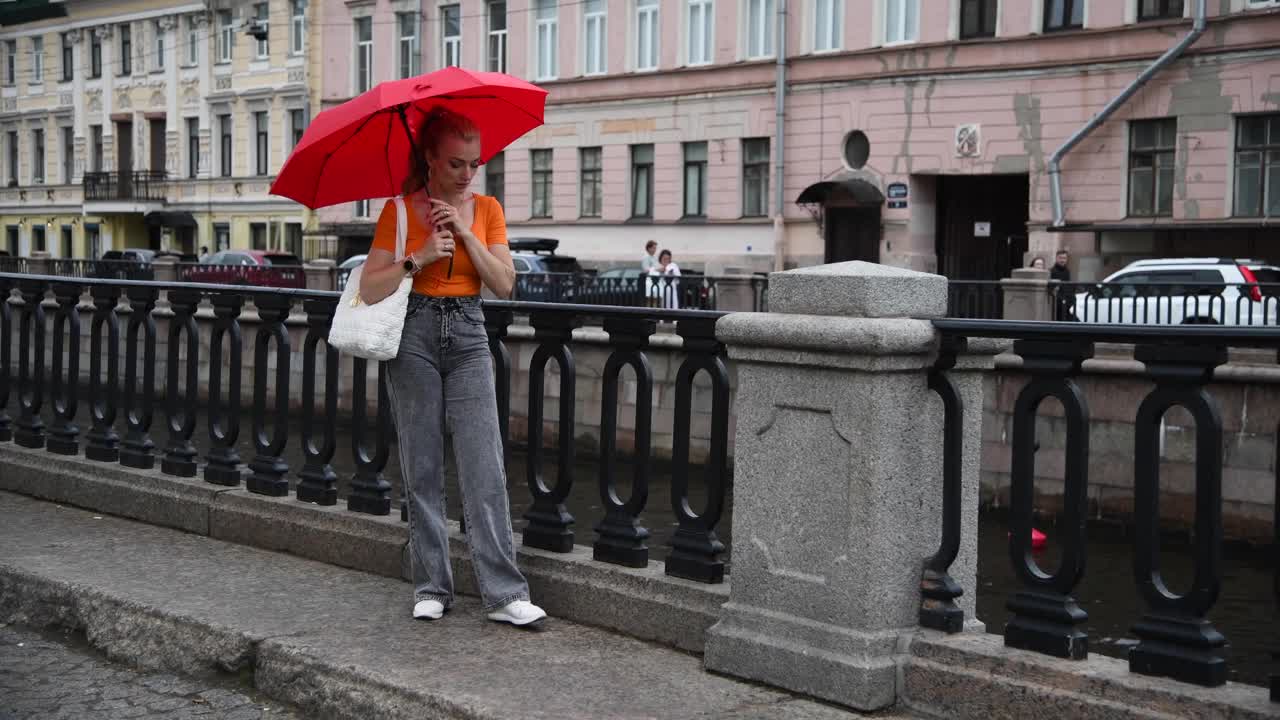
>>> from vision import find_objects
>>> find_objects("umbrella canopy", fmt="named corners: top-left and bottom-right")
top-left (270, 67), bottom-right (547, 210)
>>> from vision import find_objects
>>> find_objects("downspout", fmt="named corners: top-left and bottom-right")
top-left (1048, 0), bottom-right (1206, 227)
top-left (772, 0), bottom-right (787, 271)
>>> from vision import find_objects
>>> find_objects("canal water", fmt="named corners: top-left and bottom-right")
top-left (35, 412), bottom-right (1280, 688)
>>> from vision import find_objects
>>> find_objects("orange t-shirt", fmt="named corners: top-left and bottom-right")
top-left (370, 193), bottom-right (508, 297)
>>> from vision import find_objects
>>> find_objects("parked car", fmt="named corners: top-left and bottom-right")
top-left (1072, 258), bottom-right (1280, 326)
top-left (339, 254), bottom-right (367, 270)
top-left (94, 249), bottom-right (157, 280)
top-left (183, 250), bottom-right (306, 288)
top-left (510, 238), bottom-right (584, 302)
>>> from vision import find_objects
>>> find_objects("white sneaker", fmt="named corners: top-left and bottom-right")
top-left (412, 599), bottom-right (445, 620)
top-left (486, 600), bottom-right (547, 627)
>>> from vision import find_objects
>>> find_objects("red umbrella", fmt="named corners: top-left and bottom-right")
top-left (270, 67), bottom-right (546, 210)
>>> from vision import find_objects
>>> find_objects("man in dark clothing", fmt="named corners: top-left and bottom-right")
top-left (1049, 250), bottom-right (1075, 320)
top-left (1050, 250), bottom-right (1071, 282)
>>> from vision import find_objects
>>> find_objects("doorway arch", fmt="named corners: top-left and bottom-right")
top-left (797, 176), bottom-right (885, 265)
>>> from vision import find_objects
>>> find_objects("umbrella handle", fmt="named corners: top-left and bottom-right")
top-left (447, 256), bottom-right (454, 278)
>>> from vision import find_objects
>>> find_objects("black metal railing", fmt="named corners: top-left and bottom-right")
top-left (336, 267), bottom-right (354, 292)
top-left (83, 171), bottom-right (168, 202)
top-left (1057, 281), bottom-right (1280, 326)
top-left (947, 280), bottom-right (1005, 319)
top-left (0, 272), bottom-right (733, 586)
top-left (922, 318), bottom-right (1280, 696)
top-left (177, 262), bottom-right (307, 289)
top-left (0, 256), bottom-right (27, 275)
top-left (50, 258), bottom-right (155, 281)
top-left (514, 272), bottom-right (769, 312)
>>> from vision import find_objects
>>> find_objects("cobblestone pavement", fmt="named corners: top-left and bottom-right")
top-left (0, 624), bottom-right (303, 720)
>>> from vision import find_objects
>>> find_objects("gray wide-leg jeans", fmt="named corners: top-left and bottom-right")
top-left (386, 294), bottom-right (530, 610)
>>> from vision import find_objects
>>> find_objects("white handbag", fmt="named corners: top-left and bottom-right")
top-left (328, 196), bottom-right (413, 361)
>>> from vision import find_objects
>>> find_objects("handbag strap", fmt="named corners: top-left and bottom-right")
top-left (393, 196), bottom-right (407, 261)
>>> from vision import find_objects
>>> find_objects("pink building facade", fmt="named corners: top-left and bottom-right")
top-left (316, 0), bottom-right (1280, 279)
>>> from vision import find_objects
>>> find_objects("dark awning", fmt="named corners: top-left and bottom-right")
top-left (0, 0), bottom-right (67, 26)
top-left (144, 211), bottom-right (197, 228)
top-left (796, 176), bottom-right (885, 206)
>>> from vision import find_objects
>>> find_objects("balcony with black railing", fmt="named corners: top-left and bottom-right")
top-left (83, 171), bottom-right (168, 203)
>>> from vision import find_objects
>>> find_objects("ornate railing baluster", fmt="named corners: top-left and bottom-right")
top-left (348, 359), bottom-right (392, 515)
top-left (248, 294), bottom-right (292, 496)
top-left (1129, 343), bottom-right (1228, 687)
top-left (161, 290), bottom-right (202, 477)
top-left (1005, 339), bottom-right (1093, 660)
top-left (204, 294), bottom-right (243, 485)
top-left (920, 337), bottom-right (967, 633)
top-left (483, 306), bottom-right (515, 455)
top-left (594, 316), bottom-right (656, 567)
top-left (0, 276), bottom-right (14, 442)
top-left (85, 284), bottom-right (121, 462)
top-left (523, 311), bottom-right (579, 552)
top-left (666, 317), bottom-right (730, 583)
top-left (297, 296), bottom-right (338, 505)
top-left (14, 279), bottom-right (47, 448)
top-left (119, 286), bottom-right (158, 469)
top-left (45, 281), bottom-right (82, 455)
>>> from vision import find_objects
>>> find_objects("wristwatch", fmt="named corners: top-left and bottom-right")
top-left (402, 256), bottom-right (421, 275)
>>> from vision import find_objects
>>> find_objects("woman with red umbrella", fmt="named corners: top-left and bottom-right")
top-left (356, 106), bottom-right (546, 628)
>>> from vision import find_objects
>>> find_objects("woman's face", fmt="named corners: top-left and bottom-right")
top-left (659, 252), bottom-right (671, 267)
top-left (1031, 258), bottom-right (1045, 269)
top-left (427, 133), bottom-right (482, 194)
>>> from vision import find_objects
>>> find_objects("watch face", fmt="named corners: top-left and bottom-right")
top-left (403, 259), bottom-right (415, 272)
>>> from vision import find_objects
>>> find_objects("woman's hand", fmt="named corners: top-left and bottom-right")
top-left (429, 199), bottom-right (474, 242)
top-left (409, 226), bottom-right (455, 267)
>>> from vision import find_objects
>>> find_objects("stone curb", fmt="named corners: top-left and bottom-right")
top-left (0, 445), bottom-right (726, 654)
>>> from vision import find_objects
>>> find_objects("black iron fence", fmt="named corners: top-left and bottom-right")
top-left (0, 272), bottom-right (732, 585)
top-left (514, 272), bottom-right (768, 312)
top-left (177, 262), bottom-right (307, 289)
top-left (0, 256), bottom-right (27, 274)
top-left (922, 319), bottom-right (1280, 697)
top-left (83, 171), bottom-right (168, 202)
top-left (947, 281), bottom-right (1004, 320)
top-left (49, 258), bottom-right (154, 281)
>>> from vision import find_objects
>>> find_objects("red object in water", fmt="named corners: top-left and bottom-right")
top-left (1008, 528), bottom-right (1048, 551)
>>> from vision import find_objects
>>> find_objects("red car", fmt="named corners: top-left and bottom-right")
top-left (181, 250), bottom-right (306, 289)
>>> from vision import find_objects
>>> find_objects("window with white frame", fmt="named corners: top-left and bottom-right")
top-left (60, 32), bottom-right (72, 81)
top-left (354, 199), bottom-right (369, 218)
top-left (687, 0), bottom-right (713, 65)
top-left (486, 151), bottom-right (504, 205)
top-left (584, 0), bottom-right (606, 75)
top-left (488, 1), bottom-right (508, 73)
top-left (5, 41), bottom-right (15, 85)
top-left (746, 0), bottom-right (775, 58)
top-left (742, 137), bottom-right (769, 217)
top-left (814, 0), bottom-right (841, 51)
top-left (90, 125), bottom-right (102, 173)
top-left (217, 10), bottom-right (233, 63)
top-left (683, 141), bottom-right (707, 217)
top-left (6, 131), bottom-right (17, 184)
top-left (1043, 0), bottom-right (1083, 31)
top-left (186, 15), bottom-right (199, 65)
top-left (636, 0), bottom-right (659, 71)
top-left (31, 37), bottom-right (43, 83)
top-left (289, 108), bottom-right (305, 150)
top-left (290, 0), bottom-right (307, 55)
top-left (32, 128), bottom-right (44, 184)
top-left (960, 0), bottom-right (997, 39)
top-left (253, 3), bottom-right (269, 59)
top-left (218, 113), bottom-right (232, 177)
top-left (579, 147), bottom-right (602, 217)
top-left (442, 5), bottom-right (461, 68)
top-left (1128, 118), bottom-right (1176, 217)
top-left (1234, 114), bottom-right (1280, 218)
top-left (535, 0), bottom-right (558, 80)
top-left (355, 17), bottom-right (372, 92)
top-left (61, 126), bottom-right (73, 183)
top-left (398, 12), bottom-right (420, 78)
top-left (630, 144), bottom-right (654, 218)
top-left (153, 20), bottom-right (165, 71)
top-left (118, 24), bottom-right (131, 75)
top-left (1138, 0), bottom-right (1183, 20)
top-left (254, 111), bottom-right (269, 176)
top-left (531, 149), bottom-right (552, 218)
top-left (186, 117), bottom-right (199, 178)
top-left (884, 0), bottom-right (919, 44)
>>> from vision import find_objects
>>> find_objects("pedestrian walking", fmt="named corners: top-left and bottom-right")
top-left (641, 240), bottom-right (659, 273)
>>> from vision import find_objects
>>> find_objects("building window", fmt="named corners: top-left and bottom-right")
top-left (32, 226), bottom-right (45, 253)
top-left (397, 12), bottom-right (420, 78)
top-left (254, 111), bottom-right (269, 176)
top-left (32, 129), bottom-right (44, 184)
top-left (814, 0), bottom-right (841, 51)
top-left (61, 225), bottom-right (72, 259)
top-left (742, 137), bottom-right (770, 217)
top-left (630, 144), bottom-right (654, 219)
top-left (636, 0), bottom-right (659, 71)
top-left (285, 223), bottom-right (302, 257)
top-left (4, 41), bottom-right (14, 85)
top-left (289, 109), bottom-right (305, 150)
top-left (1234, 114), bottom-right (1280, 218)
top-left (250, 222), bottom-right (267, 250)
top-left (488, 1), bottom-right (508, 73)
top-left (354, 199), bottom-right (370, 218)
top-left (5, 132), bottom-right (16, 186)
top-left (61, 126), bottom-right (73, 183)
top-left (290, 0), bottom-right (307, 55)
top-left (186, 118), bottom-right (199, 178)
top-left (89, 33), bottom-right (101, 77)
top-left (253, 3), bottom-right (269, 59)
top-left (485, 151), bottom-right (504, 205)
top-left (960, 0), bottom-right (997, 38)
top-left (355, 17), bottom-right (372, 92)
top-left (118, 24), bottom-right (131, 75)
top-left (442, 5), bottom-right (461, 68)
top-left (219, 114), bottom-right (232, 177)
top-left (746, 0), bottom-right (775, 58)
top-left (217, 10), bottom-right (234, 63)
top-left (535, 0), bottom-right (558, 80)
top-left (153, 20), bottom-right (165, 71)
top-left (186, 15), bottom-right (200, 65)
top-left (884, 0), bottom-right (919, 44)
top-left (5, 226), bottom-right (17, 256)
top-left (90, 125), bottom-right (102, 173)
top-left (1138, 0), bottom-right (1183, 20)
top-left (683, 141), bottom-right (707, 217)
top-left (688, 0), bottom-right (713, 64)
top-left (85, 223), bottom-right (100, 258)
top-left (214, 223), bottom-right (230, 251)
top-left (584, 0), bottom-right (606, 75)
top-left (1043, 0), bottom-right (1083, 31)
top-left (531, 149), bottom-right (552, 218)
top-left (579, 147), bottom-right (602, 217)
top-left (32, 37), bottom-right (43, 83)
top-left (60, 32), bottom-right (73, 82)
top-left (1128, 118), bottom-right (1176, 217)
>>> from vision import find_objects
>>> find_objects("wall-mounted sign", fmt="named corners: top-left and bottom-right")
top-left (887, 200), bottom-right (907, 209)
top-left (974, 222), bottom-right (992, 237)
top-left (886, 182), bottom-right (908, 199)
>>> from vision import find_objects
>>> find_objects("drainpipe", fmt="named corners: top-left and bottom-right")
top-left (1048, 0), bottom-right (1206, 227)
top-left (772, 0), bottom-right (788, 271)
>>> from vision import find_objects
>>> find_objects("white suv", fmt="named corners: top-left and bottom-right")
top-left (1070, 258), bottom-right (1280, 326)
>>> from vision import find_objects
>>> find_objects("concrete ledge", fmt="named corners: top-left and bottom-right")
top-left (902, 631), bottom-right (1278, 720)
